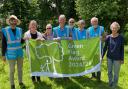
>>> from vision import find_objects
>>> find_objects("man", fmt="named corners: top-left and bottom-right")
top-left (87, 17), bottom-right (105, 81)
top-left (53, 14), bottom-right (70, 40)
top-left (68, 18), bottom-right (79, 40)
top-left (1, 15), bottom-right (25, 89)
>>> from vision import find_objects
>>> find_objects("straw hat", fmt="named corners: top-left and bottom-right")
top-left (6, 15), bottom-right (21, 25)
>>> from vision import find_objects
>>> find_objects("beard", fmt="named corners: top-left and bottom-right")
top-left (69, 26), bottom-right (74, 29)
top-left (93, 25), bottom-right (98, 28)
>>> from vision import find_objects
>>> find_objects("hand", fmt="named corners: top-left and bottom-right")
top-left (23, 37), bottom-right (29, 40)
top-left (53, 37), bottom-right (61, 40)
top-left (69, 37), bottom-right (72, 40)
top-left (2, 56), bottom-right (6, 64)
top-left (36, 38), bottom-right (44, 41)
top-left (119, 60), bottom-right (124, 64)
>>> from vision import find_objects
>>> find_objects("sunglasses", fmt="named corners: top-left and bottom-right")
top-left (47, 28), bottom-right (52, 29)
top-left (70, 21), bottom-right (74, 23)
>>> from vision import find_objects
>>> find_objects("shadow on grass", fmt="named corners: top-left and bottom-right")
top-left (33, 81), bottom-right (52, 89)
top-left (51, 76), bottom-right (123, 89)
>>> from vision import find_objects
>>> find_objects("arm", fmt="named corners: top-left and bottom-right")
top-left (102, 36), bottom-right (109, 59)
top-left (1, 32), bottom-right (7, 62)
top-left (2, 33), bottom-right (7, 56)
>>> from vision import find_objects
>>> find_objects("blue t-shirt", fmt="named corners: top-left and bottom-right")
top-left (53, 25), bottom-right (69, 39)
top-left (68, 27), bottom-right (79, 40)
top-left (87, 25), bottom-right (104, 38)
top-left (77, 28), bottom-right (87, 40)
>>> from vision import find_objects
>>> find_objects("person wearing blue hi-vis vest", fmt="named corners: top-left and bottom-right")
top-left (1, 15), bottom-right (26, 89)
top-left (68, 18), bottom-right (79, 40)
top-left (53, 14), bottom-right (71, 40)
top-left (77, 20), bottom-right (87, 40)
top-left (87, 17), bottom-right (105, 82)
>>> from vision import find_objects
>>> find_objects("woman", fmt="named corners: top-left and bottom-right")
top-left (24, 20), bottom-right (44, 83)
top-left (77, 20), bottom-right (86, 40)
top-left (43, 24), bottom-right (53, 40)
top-left (102, 22), bottom-right (124, 88)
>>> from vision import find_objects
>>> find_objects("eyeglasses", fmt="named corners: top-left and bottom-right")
top-left (70, 21), bottom-right (74, 23)
top-left (46, 28), bottom-right (52, 29)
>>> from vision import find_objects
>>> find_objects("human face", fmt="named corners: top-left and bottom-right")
top-left (69, 20), bottom-right (75, 28)
top-left (91, 20), bottom-right (98, 28)
top-left (29, 23), bottom-right (37, 33)
top-left (78, 23), bottom-right (85, 30)
top-left (46, 26), bottom-right (52, 34)
top-left (111, 25), bottom-right (118, 34)
top-left (9, 18), bottom-right (18, 26)
top-left (59, 18), bottom-right (66, 26)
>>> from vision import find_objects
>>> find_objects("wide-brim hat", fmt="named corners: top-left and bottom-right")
top-left (6, 15), bottom-right (21, 25)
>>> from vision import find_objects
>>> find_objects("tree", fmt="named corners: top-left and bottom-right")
top-left (75, 0), bottom-right (128, 31)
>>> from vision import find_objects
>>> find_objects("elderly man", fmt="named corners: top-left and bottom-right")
top-left (68, 18), bottom-right (79, 40)
top-left (87, 17), bottom-right (105, 81)
top-left (53, 14), bottom-right (70, 40)
top-left (1, 15), bottom-right (25, 89)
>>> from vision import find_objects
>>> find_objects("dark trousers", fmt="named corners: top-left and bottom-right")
top-left (31, 76), bottom-right (40, 81)
top-left (92, 71), bottom-right (101, 80)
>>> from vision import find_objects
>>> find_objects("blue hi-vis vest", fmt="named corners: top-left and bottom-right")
top-left (2, 26), bottom-right (23, 60)
top-left (53, 25), bottom-right (69, 39)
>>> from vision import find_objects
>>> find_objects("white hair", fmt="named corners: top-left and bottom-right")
top-left (59, 14), bottom-right (66, 19)
top-left (78, 20), bottom-right (85, 25)
top-left (69, 18), bottom-right (75, 22)
top-left (110, 22), bottom-right (120, 30)
top-left (91, 17), bottom-right (98, 23)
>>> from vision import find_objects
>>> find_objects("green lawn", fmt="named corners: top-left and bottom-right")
top-left (0, 46), bottom-right (128, 89)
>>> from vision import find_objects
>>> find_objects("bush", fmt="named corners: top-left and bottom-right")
top-left (125, 46), bottom-right (128, 54)
top-left (124, 32), bottom-right (128, 45)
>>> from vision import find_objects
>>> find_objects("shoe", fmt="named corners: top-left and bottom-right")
top-left (32, 76), bottom-right (36, 83)
top-left (37, 77), bottom-right (41, 82)
top-left (11, 85), bottom-right (15, 89)
top-left (37, 78), bottom-right (41, 82)
top-left (96, 76), bottom-right (101, 82)
top-left (19, 82), bottom-right (26, 89)
top-left (32, 79), bottom-right (36, 83)
top-left (109, 83), bottom-right (113, 87)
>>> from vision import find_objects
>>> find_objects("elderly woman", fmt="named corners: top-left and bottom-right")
top-left (102, 22), bottom-right (124, 88)
top-left (77, 20), bottom-right (86, 40)
top-left (24, 20), bottom-right (44, 83)
top-left (43, 24), bottom-right (53, 40)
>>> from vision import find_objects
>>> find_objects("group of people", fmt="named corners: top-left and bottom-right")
top-left (0, 14), bottom-right (124, 89)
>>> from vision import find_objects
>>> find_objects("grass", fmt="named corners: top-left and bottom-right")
top-left (0, 46), bottom-right (128, 89)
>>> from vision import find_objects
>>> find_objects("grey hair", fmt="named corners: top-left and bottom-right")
top-left (59, 14), bottom-right (66, 19)
top-left (110, 22), bottom-right (120, 30)
top-left (91, 17), bottom-right (98, 23)
top-left (78, 20), bottom-right (85, 25)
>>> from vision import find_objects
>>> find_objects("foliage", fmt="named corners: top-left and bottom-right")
top-left (0, 0), bottom-right (77, 32)
top-left (75, 0), bottom-right (128, 31)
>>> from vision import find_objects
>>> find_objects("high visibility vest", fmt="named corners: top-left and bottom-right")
top-left (2, 26), bottom-right (23, 60)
